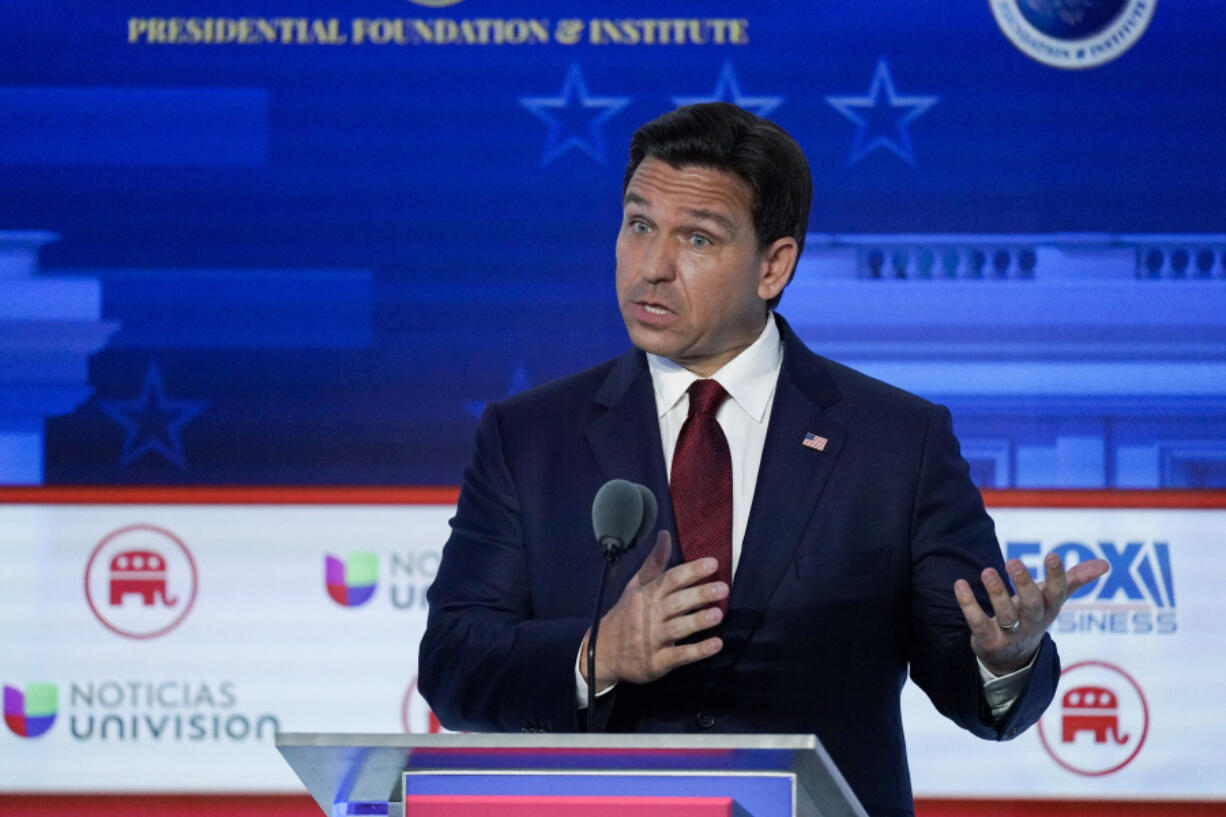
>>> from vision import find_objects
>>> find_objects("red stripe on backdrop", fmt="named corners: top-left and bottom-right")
top-left (979, 490), bottom-right (1226, 508)
top-left (1, 796), bottom-right (1224, 816)
top-left (0, 485), bottom-right (461, 504)
top-left (0, 486), bottom-right (1222, 508)
top-left (0, 795), bottom-right (320, 816)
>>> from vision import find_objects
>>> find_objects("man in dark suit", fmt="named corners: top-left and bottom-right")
top-left (419, 103), bottom-right (1106, 817)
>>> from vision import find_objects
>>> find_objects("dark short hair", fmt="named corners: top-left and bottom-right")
top-left (623, 102), bottom-right (812, 309)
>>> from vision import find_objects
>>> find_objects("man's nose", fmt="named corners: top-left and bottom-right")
top-left (639, 239), bottom-right (676, 284)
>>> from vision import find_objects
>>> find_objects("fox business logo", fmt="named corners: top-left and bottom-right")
top-left (1005, 540), bottom-right (1175, 635)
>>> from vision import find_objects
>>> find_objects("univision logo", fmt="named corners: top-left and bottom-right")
top-left (3, 683), bottom-right (58, 738)
top-left (323, 550), bottom-right (438, 611)
top-left (325, 552), bottom-right (378, 607)
top-left (4, 679), bottom-right (279, 744)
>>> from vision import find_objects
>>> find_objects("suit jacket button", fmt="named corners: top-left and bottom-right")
top-left (696, 712), bottom-right (715, 729)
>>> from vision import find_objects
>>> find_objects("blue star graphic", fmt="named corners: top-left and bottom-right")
top-left (98, 364), bottom-right (207, 470)
top-left (519, 63), bottom-right (631, 166)
top-left (825, 58), bottom-right (938, 166)
top-left (466, 363), bottom-right (532, 419)
top-left (672, 61), bottom-right (784, 117)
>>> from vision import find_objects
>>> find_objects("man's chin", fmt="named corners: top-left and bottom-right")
top-left (623, 322), bottom-right (679, 359)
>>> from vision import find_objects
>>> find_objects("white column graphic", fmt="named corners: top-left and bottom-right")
top-left (0, 231), bottom-right (117, 483)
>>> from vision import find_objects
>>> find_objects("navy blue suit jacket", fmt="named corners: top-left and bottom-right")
top-left (420, 315), bottom-right (1059, 817)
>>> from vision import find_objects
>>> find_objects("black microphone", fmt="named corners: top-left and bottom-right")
top-left (587, 479), bottom-right (658, 731)
top-left (634, 482), bottom-right (658, 550)
top-left (592, 479), bottom-right (656, 558)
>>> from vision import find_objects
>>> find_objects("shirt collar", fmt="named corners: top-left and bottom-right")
top-left (646, 315), bottom-right (783, 422)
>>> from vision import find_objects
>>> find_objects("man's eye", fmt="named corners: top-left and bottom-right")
top-left (630, 221), bottom-right (650, 234)
top-left (690, 234), bottom-right (711, 248)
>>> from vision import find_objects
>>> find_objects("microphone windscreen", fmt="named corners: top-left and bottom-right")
top-left (634, 483), bottom-right (657, 545)
top-left (592, 479), bottom-right (643, 550)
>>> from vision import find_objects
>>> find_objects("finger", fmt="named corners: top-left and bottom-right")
top-left (981, 567), bottom-right (1020, 630)
top-left (661, 579), bottom-right (729, 617)
top-left (1064, 557), bottom-right (1110, 596)
top-left (656, 554), bottom-right (720, 595)
top-left (657, 636), bottom-right (723, 673)
top-left (1040, 552), bottom-right (1068, 608)
top-left (953, 578), bottom-right (993, 636)
top-left (634, 530), bottom-right (673, 586)
top-left (663, 605), bottom-right (724, 642)
top-left (1005, 559), bottom-right (1044, 623)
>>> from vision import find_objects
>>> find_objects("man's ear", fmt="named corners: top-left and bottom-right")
top-left (757, 236), bottom-right (798, 302)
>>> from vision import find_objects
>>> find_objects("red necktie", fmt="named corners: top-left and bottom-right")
top-left (670, 379), bottom-right (732, 610)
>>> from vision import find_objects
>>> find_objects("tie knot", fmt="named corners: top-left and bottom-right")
top-left (687, 379), bottom-right (728, 417)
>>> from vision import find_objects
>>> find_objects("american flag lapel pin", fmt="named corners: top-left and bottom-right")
top-left (802, 432), bottom-right (828, 452)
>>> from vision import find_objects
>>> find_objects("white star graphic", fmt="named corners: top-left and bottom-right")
top-left (519, 64), bottom-right (632, 166)
top-left (825, 58), bottom-right (938, 166)
top-left (672, 61), bottom-right (784, 117)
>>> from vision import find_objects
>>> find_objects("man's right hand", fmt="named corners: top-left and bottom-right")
top-left (579, 529), bottom-right (728, 690)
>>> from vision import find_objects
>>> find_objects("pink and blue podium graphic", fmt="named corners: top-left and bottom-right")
top-left (277, 733), bottom-right (865, 817)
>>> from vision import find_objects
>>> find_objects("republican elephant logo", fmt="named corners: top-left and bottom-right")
top-left (1061, 685), bottom-right (1129, 745)
top-left (1039, 660), bottom-right (1149, 777)
top-left (109, 549), bottom-right (179, 607)
top-left (85, 524), bottom-right (198, 639)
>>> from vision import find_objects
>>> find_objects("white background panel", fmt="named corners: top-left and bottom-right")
top-left (904, 509), bottom-right (1225, 798)
top-left (0, 504), bottom-right (450, 791)
top-left (1, 503), bottom-right (1222, 798)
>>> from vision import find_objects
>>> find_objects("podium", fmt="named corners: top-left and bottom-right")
top-left (276, 733), bottom-right (868, 817)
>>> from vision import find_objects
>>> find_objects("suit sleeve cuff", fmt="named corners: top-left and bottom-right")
top-left (978, 650), bottom-right (1038, 719)
top-left (575, 640), bottom-right (617, 708)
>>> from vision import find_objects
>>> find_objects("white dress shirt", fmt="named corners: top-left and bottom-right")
top-left (647, 315), bottom-right (783, 577)
top-left (577, 314), bottom-right (1031, 715)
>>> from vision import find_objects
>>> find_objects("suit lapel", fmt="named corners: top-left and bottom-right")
top-left (715, 317), bottom-right (846, 666)
top-left (580, 321), bottom-right (846, 671)
top-left (582, 350), bottom-right (677, 549)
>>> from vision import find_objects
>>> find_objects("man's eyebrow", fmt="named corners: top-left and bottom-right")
top-left (684, 207), bottom-right (737, 236)
top-left (621, 193), bottom-right (737, 236)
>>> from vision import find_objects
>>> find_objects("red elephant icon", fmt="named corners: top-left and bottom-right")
top-left (109, 549), bottom-right (178, 607)
top-left (1062, 685), bottom-right (1129, 745)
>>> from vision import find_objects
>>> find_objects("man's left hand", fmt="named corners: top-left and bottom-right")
top-left (954, 553), bottom-right (1109, 676)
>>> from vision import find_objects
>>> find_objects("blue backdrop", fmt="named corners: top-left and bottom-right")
top-left (1, 0), bottom-right (1223, 487)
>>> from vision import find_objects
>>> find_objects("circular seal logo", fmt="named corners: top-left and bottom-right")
top-left (84, 524), bottom-right (199, 640)
top-left (989, 0), bottom-right (1157, 69)
top-left (1038, 660), bottom-right (1149, 776)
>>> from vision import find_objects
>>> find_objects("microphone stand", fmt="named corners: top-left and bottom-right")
top-left (586, 539), bottom-right (623, 733)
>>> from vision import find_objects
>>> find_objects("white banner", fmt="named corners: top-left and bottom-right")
top-left (0, 504), bottom-right (451, 791)
top-left (903, 507), bottom-right (1225, 798)
top-left (1, 501), bottom-right (1222, 798)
